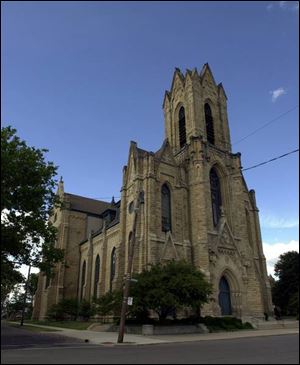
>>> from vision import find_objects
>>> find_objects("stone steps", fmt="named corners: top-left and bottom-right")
top-left (255, 320), bottom-right (299, 330)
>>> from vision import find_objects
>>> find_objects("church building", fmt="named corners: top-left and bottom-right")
top-left (33, 64), bottom-right (273, 321)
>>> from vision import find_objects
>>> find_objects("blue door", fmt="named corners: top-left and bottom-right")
top-left (218, 276), bottom-right (232, 315)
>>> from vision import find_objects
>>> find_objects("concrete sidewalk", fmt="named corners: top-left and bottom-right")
top-left (16, 323), bottom-right (299, 346)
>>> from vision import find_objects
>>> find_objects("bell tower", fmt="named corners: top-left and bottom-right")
top-left (163, 63), bottom-right (232, 155)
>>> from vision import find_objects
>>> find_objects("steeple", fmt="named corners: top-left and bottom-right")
top-left (163, 63), bottom-right (232, 154)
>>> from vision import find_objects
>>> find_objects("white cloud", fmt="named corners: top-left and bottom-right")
top-left (267, 3), bottom-right (274, 10)
top-left (278, 1), bottom-right (299, 11)
top-left (261, 215), bottom-right (299, 229)
top-left (270, 87), bottom-right (286, 102)
top-left (279, 1), bottom-right (287, 8)
top-left (293, 2), bottom-right (299, 11)
top-left (263, 240), bottom-right (299, 276)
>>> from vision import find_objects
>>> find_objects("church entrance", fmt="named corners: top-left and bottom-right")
top-left (218, 276), bottom-right (232, 315)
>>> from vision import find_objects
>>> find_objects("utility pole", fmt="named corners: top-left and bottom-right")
top-left (117, 192), bottom-right (144, 343)
top-left (20, 264), bottom-right (31, 326)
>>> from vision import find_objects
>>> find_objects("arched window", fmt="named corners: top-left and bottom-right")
top-left (161, 184), bottom-right (172, 232)
top-left (80, 260), bottom-right (86, 301)
top-left (210, 168), bottom-right (222, 227)
top-left (205, 103), bottom-right (215, 145)
top-left (178, 106), bottom-right (187, 148)
top-left (94, 255), bottom-right (100, 298)
top-left (110, 247), bottom-right (116, 292)
top-left (218, 276), bottom-right (232, 315)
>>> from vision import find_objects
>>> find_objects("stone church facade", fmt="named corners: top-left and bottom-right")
top-left (33, 64), bottom-right (273, 321)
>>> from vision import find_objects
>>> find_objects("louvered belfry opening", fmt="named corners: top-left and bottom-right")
top-left (178, 106), bottom-right (187, 148)
top-left (205, 103), bottom-right (215, 145)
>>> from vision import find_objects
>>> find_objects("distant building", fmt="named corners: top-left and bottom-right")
top-left (33, 64), bottom-right (273, 321)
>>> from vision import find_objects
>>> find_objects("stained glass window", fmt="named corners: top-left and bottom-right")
top-left (94, 255), bottom-right (100, 298)
top-left (210, 168), bottom-right (222, 226)
top-left (205, 103), bottom-right (215, 145)
top-left (161, 184), bottom-right (172, 232)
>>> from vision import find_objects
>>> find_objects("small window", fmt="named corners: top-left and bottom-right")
top-left (178, 107), bottom-right (187, 148)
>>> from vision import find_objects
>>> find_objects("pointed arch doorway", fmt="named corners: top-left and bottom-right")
top-left (218, 276), bottom-right (232, 315)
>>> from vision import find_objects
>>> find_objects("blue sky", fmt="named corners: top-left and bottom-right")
top-left (2, 1), bottom-right (299, 275)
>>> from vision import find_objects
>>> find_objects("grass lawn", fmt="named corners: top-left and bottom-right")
top-left (10, 323), bottom-right (60, 332)
top-left (18, 320), bottom-right (92, 330)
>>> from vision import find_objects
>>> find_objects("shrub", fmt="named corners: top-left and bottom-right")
top-left (129, 260), bottom-right (212, 323)
top-left (78, 300), bottom-right (96, 321)
top-left (93, 291), bottom-right (122, 317)
top-left (202, 316), bottom-right (253, 332)
top-left (47, 298), bottom-right (78, 321)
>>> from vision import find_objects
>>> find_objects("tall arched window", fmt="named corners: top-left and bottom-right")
top-left (161, 184), bottom-right (172, 232)
top-left (210, 168), bottom-right (222, 227)
top-left (94, 255), bottom-right (100, 298)
top-left (80, 260), bottom-right (86, 301)
top-left (205, 103), bottom-right (215, 145)
top-left (178, 106), bottom-right (187, 148)
top-left (110, 247), bottom-right (116, 292)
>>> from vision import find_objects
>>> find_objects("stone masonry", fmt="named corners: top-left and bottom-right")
top-left (32, 64), bottom-right (273, 321)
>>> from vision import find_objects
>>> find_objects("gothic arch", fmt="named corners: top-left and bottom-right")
top-left (209, 161), bottom-right (230, 227)
top-left (216, 266), bottom-right (242, 317)
top-left (110, 247), bottom-right (117, 292)
top-left (204, 102), bottom-right (215, 145)
top-left (219, 276), bottom-right (232, 315)
top-left (209, 166), bottom-right (222, 227)
top-left (178, 106), bottom-right (187, 148)
top-left (161, 183), bottom-right (172, 232)
top-left (173, 102), bottom-right (187, 150)
top-left (93, 255), bottom-right (100, 298)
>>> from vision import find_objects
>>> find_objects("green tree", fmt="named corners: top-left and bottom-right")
top-left (272, 251), bottom-right (299, 316)
top-left (129, 260), bottom-right (213, 322)
top-left (1, 261), bottom-right (25, 310)
top-left (93, 291), bottom-right (123, 317)
top-left (1, 126), bottom-right (64, 296)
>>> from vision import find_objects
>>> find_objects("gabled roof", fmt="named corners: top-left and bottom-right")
top-left (64, 193), bottom-right (110, 216)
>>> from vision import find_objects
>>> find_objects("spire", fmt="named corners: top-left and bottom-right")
top-left (111, 196), bottom-right (115, 206)
top-left (57, 176), bottom-right (64, 195)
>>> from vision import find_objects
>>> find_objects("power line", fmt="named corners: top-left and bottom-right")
top-left (233, 106), bottom-right (299, 146)
top-left (242, 149), bottom-right (299, 172)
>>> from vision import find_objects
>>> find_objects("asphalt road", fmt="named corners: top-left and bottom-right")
top-left (1, 321), bottom-right (84, 350)
top-left (1, 322), bottom-right (299, 364)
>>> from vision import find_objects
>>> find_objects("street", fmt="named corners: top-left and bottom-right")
top-left (1, 322), bottom-right (299, 364)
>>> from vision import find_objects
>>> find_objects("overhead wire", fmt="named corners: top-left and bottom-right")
top-left (242, 149), bottom-right (299, 172)
top-left (232, 105), bottom-right (298, 145)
